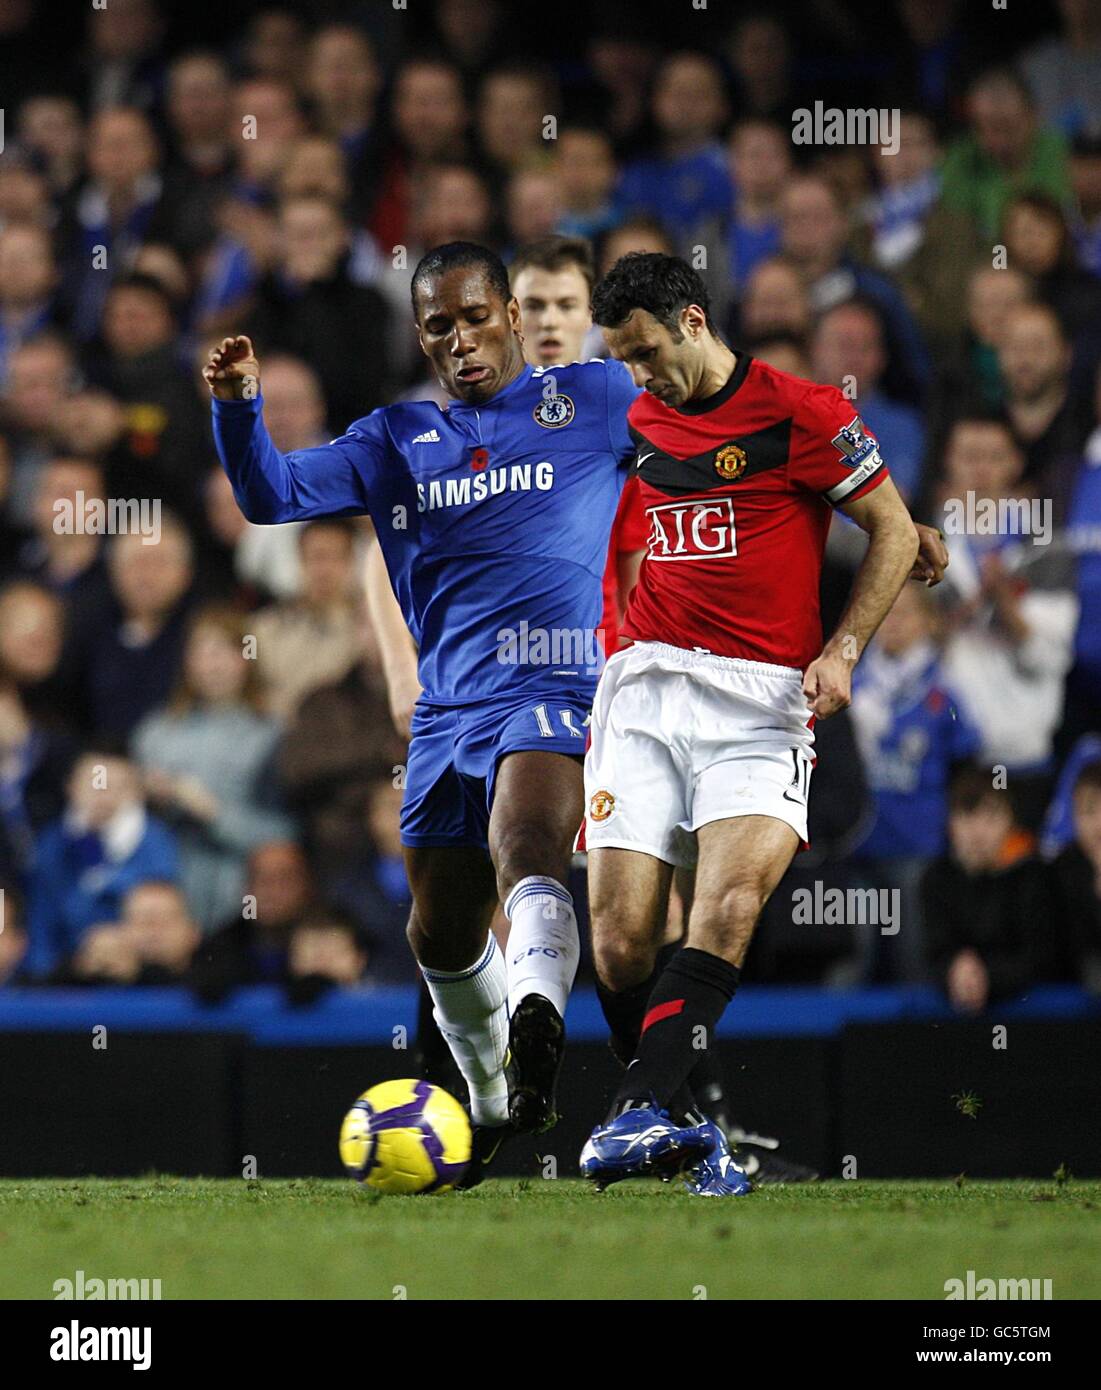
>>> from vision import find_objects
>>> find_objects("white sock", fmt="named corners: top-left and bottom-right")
top-left (503, 876), bottom-right (580, 1019)
top-left (421, 934), bottom-right (509, 1127)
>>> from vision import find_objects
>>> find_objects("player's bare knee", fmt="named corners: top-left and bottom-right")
top-left (593, 929), bottom-right (653, 993)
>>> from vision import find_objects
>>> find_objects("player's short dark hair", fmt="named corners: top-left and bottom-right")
top-left (410, 241), bottom-right (512, 318)
top-left (592, 252), bottom-right (718, 338)
top-left (510, 236), bottom-right (595, 295)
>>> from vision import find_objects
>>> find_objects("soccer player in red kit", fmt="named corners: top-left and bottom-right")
top-left (579, 254), bottom-right (921, 1194)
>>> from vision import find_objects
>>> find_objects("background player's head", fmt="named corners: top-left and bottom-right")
top-left (411, 241), bottom-right (525, 405)
top-left (510, 235), bottom-right (595, 368)
top-left (592, 252), bottom-right (722, 408)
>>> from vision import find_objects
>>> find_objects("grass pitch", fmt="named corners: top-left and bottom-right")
top-left (2, 1178), bottom-right (1098, 1300)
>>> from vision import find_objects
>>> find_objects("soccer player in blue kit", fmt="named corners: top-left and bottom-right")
top-left (205, 242), bottom-right (638, 1180)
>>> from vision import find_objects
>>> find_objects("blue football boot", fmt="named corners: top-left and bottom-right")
top-left (682, 1119), bottom-right (753, 1197)
top-left (580, 1104), bottom-right (713, 1190)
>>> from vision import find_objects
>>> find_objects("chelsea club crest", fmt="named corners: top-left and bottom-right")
top-left (533, 393), bottom-right (575, 428)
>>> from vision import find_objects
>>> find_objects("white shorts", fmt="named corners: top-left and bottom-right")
top-left (584, 641), bottom-right (816, 867)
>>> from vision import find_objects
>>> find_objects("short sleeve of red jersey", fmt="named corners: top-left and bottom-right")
top-left (788, 383), bottom-right (889, 508)
top-left (613, 477), bottom-right (650, 552)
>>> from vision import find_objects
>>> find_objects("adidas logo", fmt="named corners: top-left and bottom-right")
top-left (411, 429), bottom-right (441, 445)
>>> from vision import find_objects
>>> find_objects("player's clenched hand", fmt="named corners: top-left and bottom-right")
top-left (203, 335), bottom-right (261, 401)
top-left (910, 523), bottom-right (948, 587)
top-left (802, 648), bottom-right (852, 720)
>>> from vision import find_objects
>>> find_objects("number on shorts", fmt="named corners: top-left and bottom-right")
top-left (532, 703), bottom-right (586, 739)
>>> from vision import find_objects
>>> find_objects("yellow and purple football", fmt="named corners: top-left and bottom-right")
top-left (339, 1079), bottom-right (472, 1194)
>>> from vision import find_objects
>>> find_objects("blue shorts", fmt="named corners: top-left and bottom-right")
top-left (400, 691), bottom-right (592, 849)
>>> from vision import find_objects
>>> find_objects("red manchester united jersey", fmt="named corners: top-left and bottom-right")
top-left (620, 353), bottom-right (889, 669)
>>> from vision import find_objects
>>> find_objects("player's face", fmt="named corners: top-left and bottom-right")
top-left (602, 307), bottom-right (702, 408)
top-left (512, 265), bottom-right (592, 367)
top-left (416, 266), bottom-right (525, 404)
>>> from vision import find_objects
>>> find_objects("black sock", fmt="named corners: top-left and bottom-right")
top-left (596, 973), bottom-right (656, 1068)
top-left (612, 947), bottom-right (740, 1115)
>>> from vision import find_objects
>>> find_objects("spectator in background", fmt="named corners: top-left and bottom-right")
top-left (848, 584), bottom-right (982, 980)
top-left (23, 747), bottom-right (178, 980)
top-left (1020, 0), bottom-right (1101, 137)
top-left (554, 124), bottom-right (620, 242)
top-left (17, 95), bottom-right (85, 204)
top-left (371, 57), bottom-right (470, 251)
top-left (1002, 191), bottom-right (1101, 347)
top-left (724, 12), bottom-right (794, 123)
top-left (940, 67), bottom-right (1072, 240)
top-left (277, 604), bottom-right (404, 879)
top-left (60, 879), bottom-right (201, 986)
top-left (303, 24), bottom-right (383, 219)
top-left (928, 265), bottom-right (1032, 446)
top-left (86, 274), bottom-right (211, 528)
top-left (132, 603), bottom-right (293, 932)
top-left (504, 167), bottom-right (564, 256)
top-left (615, 51), bottom-right (732, 247)
top-left (1049, 761), bottom-right (1101, 991)
top-left (779, 174), bottom-right (932, 404)
top-left (238, 8), bottom-right (307, 86)
top-left (0, 223), bottom-right (60, 383)
top-left (14, 459), bottom-right (117, 676)
top-left (285, 906), bottom-right (372, 1005)
top-left (157, 51), bottom-right (235, 264)
top-left (0, 667), bottom-right (78, 886)
top-left (252, 518), bottom-right (365, 721)
top-left (0, 146), bottom-right (54, 237)
top-left (476, 63), bottom-right (557, 190)
top-left (1, 333), bottom-right (79, 526)
top-left (0, 581), bottom-right (74, 733)
top-left (83, 516), bottom-right (195, 742)
top-left (79, 0), bottom-right (164, 115)
top-left (923, 767), bottom-right (1054, 1012)
top-left (810, 299), bottom-right (927, 502)
top-left (329, 777), bottom-right (413, 983)
top-left (231, 76), bottom-right (304, 199)
top-left (597, 216), bottom-right (674, 278)
top-left (189, 838), bottom-right (315, 1001)
top-left (998, 300), bottom-right (1092, 503)
top-left (65, 107), bottom-right (164, 340)
top-left (737, 255), bottom-right (812, 344)
top-left (935, 417), bottom-right (1079, 823)
top-left (719, 119), bottom-right (789, 291)
top-left (858, 110), bottom-right (986, 354)
top-left (1070, 131), bottom-right (1101, 276)
top-left (244, 194), bottom-right (392, 433)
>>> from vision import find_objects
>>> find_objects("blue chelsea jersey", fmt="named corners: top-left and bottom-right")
top-left (212, 360), bottom-right (640, 704)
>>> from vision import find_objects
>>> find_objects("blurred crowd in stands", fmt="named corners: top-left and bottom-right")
top-left (1, 0), bottom-right (1100, 1012)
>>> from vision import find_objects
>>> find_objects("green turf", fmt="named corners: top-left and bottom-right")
top-left (1, 1178), bottom-right (1097, 1300)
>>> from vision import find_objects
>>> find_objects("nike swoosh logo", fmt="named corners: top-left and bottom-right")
top-left (636, 451), bottom-right (654, 469)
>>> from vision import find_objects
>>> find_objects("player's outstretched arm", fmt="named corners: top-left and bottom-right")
top-left (205, 334), bottom-right (373, 525)
top-left (364, 537), bottom-right (422, 739)
top-left (804, 477), bottom-right (919, 720)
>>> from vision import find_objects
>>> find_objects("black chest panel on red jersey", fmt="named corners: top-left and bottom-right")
top-left (628, 417), bottom-right (793, 497)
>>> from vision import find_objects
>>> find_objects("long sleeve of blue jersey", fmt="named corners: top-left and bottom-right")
top-left (212, 394), bottom-right (383, 523)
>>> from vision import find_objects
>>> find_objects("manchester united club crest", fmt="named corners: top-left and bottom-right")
top-left (533, 393), bottom-right (575, 428)
top-left (714, 443), bottom-right (748, 480)
top-left (589, 789), bottom-right (616, 822)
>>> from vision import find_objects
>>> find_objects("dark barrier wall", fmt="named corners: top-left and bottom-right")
top-left (1, 1024), bottom-right (1098, 1179)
